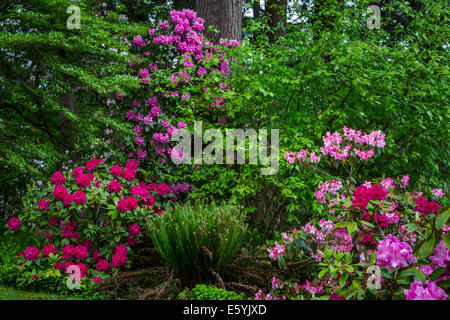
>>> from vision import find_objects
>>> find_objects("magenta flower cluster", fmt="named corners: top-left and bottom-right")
top-left (376, 234), bottom-right (417, 270)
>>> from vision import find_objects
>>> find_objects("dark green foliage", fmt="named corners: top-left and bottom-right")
top-left (0, 0), bottom-right (142, 211)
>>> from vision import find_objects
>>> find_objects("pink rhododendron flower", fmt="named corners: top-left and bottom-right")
top-left (95, 259), bottom-right (110, 272)
top-left (400, 175), bottom-right (410, 188)
top-left (73, 245), bottom-right (89, 261)
top-left (429, 240), bottom-right (450, 269)
top-left (157, 183), bottom-right (170, 195)
top-left (76, 173), bottom-right (94, 188)
top-left (117, 197), bottom-right (138, 212)
top-left (51, 171), bottom-right (65, 185)
top-left (72, 166), bottom-right (84, 178)
top-left (24, 246), bottom-right (39, 261)
top-left (112, 244), bottom-right (128, 268)
top-left (62, 244), bottom-right (74, 259)
top-left (376, 235), bottom-right (417, 270)
top-left (267, 242), bottom-right (286, 261)
top-left (85, 158), bottom-right (104, 171)
top-left (72, 190), bottom-right (87, 205)
top-left (132, 35), bottom-right (145, 47)
top-left (37, 200), bottom-right (50, 210)
top-left (122, 168), bottom-right (136, 181)
top-left (7, 217), bottom-right (21, 231)
top-left (77, 262), bottom-right (88, 278)
top-left (41, 244), bottom-right (56, 257)
top-left (432, 188), bottom-right (445, 198)
top-left (128, 224), bottom-right (141, 237)
top-left (93, 276), bottom-right (103, 285)
top-left (107, 180), bottom-right (122, 193)
top-left (53, 185), bottom-right (68, 201)
top-left (109, 164), bottom-right (123, 177)
top-left (404, 280), bottom-right (447, 300)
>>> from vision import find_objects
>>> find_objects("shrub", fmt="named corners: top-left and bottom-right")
top-left (256, 128), bottom-right (449, 300)
top-left (0, 233), bottom-right (34, 286)
top-left (149, 201), bottom-right (247, 284)
top-left (178, 284), bottom-right (248, 300)
top-left (112, 9), bottom-right (239, 170)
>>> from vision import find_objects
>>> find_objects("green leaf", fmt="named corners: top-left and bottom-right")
top-left (278, 254), bottom-right (287, 269)
top-left (352, 280), bottom-right (361, 290)
top-left (419, 232), bottom-right (436, 258)
top-left (339, 272), bottom-right (349, 287)
top-left (379, 268), bottom-right (393, 279)
top-left (399, 268), bottom-right (426, 282)
top-left (318, 268), bottom-right (329, 279)
top-left (436, 280), bottom-right (450, 288)
top-left (335, 222), bottom-right (351, 228)
top-left (405, 223), bottom-right (419, 233)
top-left (359, 220), bottom-right (375, 229)
top-left (443, 232), bottom-right (450, 250)
top-left (429, 268), bottom-right (445, 282)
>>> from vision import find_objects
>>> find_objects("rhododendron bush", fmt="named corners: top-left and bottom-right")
top-left (7, 158), bottom-right (179, 287)
top-left (257, 128), bottom-right (449, 300)
top-left (109, 9), bottom-right (239, 170)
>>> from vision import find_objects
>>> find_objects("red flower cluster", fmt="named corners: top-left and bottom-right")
top-left (41, 244), bottom-right (56, 257)
top-left (352, 184), bottom-right (387, 213)
top-left (62, 221), bottom-right (80, 241)
top-left (76, 173), bottom-right (95, 188)
top-left (37, 200), bottom-right (50, 211)
top-left (85, 158), bottom-right (104, 171)
top-left (414, 197), bottom-right (441, 215)
top-left (7, 217), bottom-right (21, 231)
top-left (117, 196), bottom-right (139, 212)
top-left (112, 244), bottom-right (128, 268)
top-left (51, 171), bottom-right (65, 185)
top-left (107, 180), bottom-right (122, 193)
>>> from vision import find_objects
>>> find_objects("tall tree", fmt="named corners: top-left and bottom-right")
top-left (0, 0), bottom-right (139, 211)
top-left (195, 0), bottom-right (243, 42)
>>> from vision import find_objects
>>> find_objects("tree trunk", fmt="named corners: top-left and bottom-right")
top-left (195, 0), bottom-right (242, 42)
top-left (265, 0), bottom-right (287, 43)
top-left (253, 0), bottom-right (261, 19)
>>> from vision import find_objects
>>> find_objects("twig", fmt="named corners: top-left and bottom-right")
top-left (210, 268), bottom-right (226, 289)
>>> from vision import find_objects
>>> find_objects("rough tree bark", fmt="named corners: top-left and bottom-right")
top-left (265, 0), bottom-right (287, 43)
top-left (195, 0), bottom-right (243, 42)
top-left (253, 0), bottom-right (261, 19)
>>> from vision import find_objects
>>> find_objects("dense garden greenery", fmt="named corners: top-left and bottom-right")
top-left (0, 0), bottom-right (448, 301)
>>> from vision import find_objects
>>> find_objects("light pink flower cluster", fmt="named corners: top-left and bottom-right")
top-left (343, 126), bottom-right (386, 148)
top-left (314, 180), bottom-right (343, 203)
top-left (267, 242), bottom-right (286, 261)
top-left (432, 188), bottom-right (445, 198)
top-left (286, 127), bottom-right (386, 166)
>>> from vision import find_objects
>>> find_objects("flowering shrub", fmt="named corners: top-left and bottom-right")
top-left (111, 9), bottom-right (239, 170)
top-left (7, 158), bottom-right (179, 288)
top-left (258, 128), bottom-right (449, 300)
